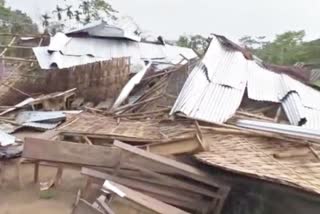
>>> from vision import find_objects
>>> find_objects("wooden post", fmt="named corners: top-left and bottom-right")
top-left (0, 160), bottom-right (4, 187)
top-left (34, 161), bottom-right (40, 183)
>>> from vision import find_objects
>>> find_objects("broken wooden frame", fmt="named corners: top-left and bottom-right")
top-left (0, 33), bottom-right (47, 62)
top-left (101, 179), bottom-right (190, 214)
top-left (22, 138), bottom-right (230, 214)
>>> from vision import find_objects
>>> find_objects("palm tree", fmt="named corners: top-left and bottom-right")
top-left (42, 14), bottom-right (51, 27)
top-left (53, 5), bottom-right (64, 21)
top-left (79, 1), bottom-right (90, 15)
top-left (66, 5), bottom-right (73, 19)
top-left (74, 10), bottom-right (82, 22)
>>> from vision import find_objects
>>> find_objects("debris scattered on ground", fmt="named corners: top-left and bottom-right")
top-left (1, 21), bottom-right (320, 214)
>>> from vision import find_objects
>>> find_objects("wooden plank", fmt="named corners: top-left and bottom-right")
top-left (136, 191), bottom-right (205, 212)
top-left (22, 138), bottom-right (121, 167)
top-left (114, 140), bottom-right (227, 191)
top-left (82, 167), bottom-right (219, 198)
top-left (144, 135), bottom-right (204, 155)
top-left (102, 180), bottom-right (190, 214)
top-left (0, 56), bottom-right (37, 62)
top-left (82, 168), bottom-right (203, 205)
top-left (0, 36), bottom-right (16, 56)
top-left (72, 199), bottom-right (104, 214)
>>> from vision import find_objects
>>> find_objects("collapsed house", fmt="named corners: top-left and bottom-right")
top-left (33, 20), bottom-right (196, 71)
top-left (0, 21), bottom-right (320, 214)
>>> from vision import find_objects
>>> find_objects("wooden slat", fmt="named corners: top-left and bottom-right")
top-left (83, 167), bottom-right (219, 198)
top-left (114, 140), bottom-right (227, 191)
top-left (0, 36), bottom-right (16, 56)
top-left (144, 135), bottom-right (204, 155)
top-left (102, 180), bottom-right (190, 214)
top-left (22, 138), bottom-right (121, 167)
top-left (82, 168), bottom-right (209, 212)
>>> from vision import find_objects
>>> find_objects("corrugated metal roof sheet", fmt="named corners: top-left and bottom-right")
top-left (22, 122), bottom-right (60, 130)
top-left (247, 61), bottom-right (282, 102)
top-left (34, 33), bottom-right (197, 69)
top-left (236, 119), bottom-right (320, 141)
top-left (281, 92), bottom-right (320, 129)
top-left (33, 47), bottom-right (107, 69)
top-left (0, 130), bottom-right (15, 146)
top-left (203, 37), bottom-right (248, 90)
top-left (279, 74), bottom-right (320, 110)
top-left (66, 19), bottom-right (141, 42)
top-left (304, 107), bottom-right (320, 129)
top-left (281, 92), bottom-right (306, 126)
top-left (0, 122), bottom-right (20, 134)
top-left (16, 111), bottom-right (66, 124)
top-left (171, 35), bottom-right (320, 128)
top-left (171, 57), bottom-right (246, 123)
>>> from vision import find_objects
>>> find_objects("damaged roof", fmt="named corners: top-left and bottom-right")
top-left (34, 24), bottom-right (196, 69)
top-left (171, 35), bottom-right (320, 129)
top-left (195, 133), bottom-right (320, 194)
top-left (66, 20), bottom-right (141, 42)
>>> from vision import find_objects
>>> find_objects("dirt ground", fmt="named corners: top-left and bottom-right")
top-left (0, 161), bottom-right (85, 214)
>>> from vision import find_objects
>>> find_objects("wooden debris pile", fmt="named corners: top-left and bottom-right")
top-left (22, 138), bottom-right (229, 214)
top-left (1, 46), bottom-right (320, 214)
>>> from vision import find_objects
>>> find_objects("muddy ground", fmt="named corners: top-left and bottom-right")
top-left (0, 161), bottom-right (85, 214)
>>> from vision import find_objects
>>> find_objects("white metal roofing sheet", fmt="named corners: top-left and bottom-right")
top-left (15, 111), bottom-right (66, 124)
top-left (33, 47), bottom-right (108, 69)
top-left (66, 19), bottom-right (141, 41)
top-left (34, 33), bottom-right (197, 69)
top-left (236, 119), bottom-right (320, 141)
top-left (202, 36), bottom-right (248, 90)
top-left (281, 92), bottom-right (306, 126)
top-left (279, 74), bottom-right (320, 110)
top-left (171, 35), bottom-right (320, 128)
top-left (171, 62), bottom-right (245, 124)
top-left (247, 61), bottom-right (282, 102)
top-left (0, 130), bottom-right (15, 147)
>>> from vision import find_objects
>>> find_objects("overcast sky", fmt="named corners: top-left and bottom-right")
top-left (6, 0), bottom-right (320, 41)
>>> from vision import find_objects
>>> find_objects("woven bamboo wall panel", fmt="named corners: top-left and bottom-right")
top-left (195, 134), bottom-right (320, 194)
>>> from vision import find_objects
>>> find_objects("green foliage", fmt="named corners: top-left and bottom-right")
top-left (240, 31), bottom-right (320, 66)
top-left (0, 1), bottom-right (38, 54)
top-left (44, 0), bottom-right (118, 28)
top-left (0, 3), bottom-right (38, 35)
top-left (176, 34), bottom-right (208, 56)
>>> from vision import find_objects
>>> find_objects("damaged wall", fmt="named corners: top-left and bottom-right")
top-left (0, 57), bottom-right (130, 105)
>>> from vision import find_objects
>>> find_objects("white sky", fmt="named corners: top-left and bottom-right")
top-left (6, 0), bottom-right (320, 41)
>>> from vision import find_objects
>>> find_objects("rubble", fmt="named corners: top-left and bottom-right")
top-left (1, 23), bottom-right (320, 214)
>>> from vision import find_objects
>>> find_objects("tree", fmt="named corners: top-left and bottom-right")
top-left (255, 30), bottom-right (307, 65)
top-left (44, 0), bottom-right (118, 32)
top-left (176, 34), bottom-right (208, 56)
top-left (239, 35), bottom-right (267, 50)
top-left (0, 2), bottom-right (38, 34)
top-left (239, 31), bottom-right (313, 65)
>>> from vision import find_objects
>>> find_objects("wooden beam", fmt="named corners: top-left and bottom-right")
top-left (0, 36), bottom-right (16, 56)
top-left (114, 140), bottom-right (227, 191)
top-left (144, 135), bottom-right (204, 155)
top-left (0, 56), bottom-right (37, 62)
top-left (0, 33), bottom-right (48, 37)
top-left (102, 180), bottom-right (190, 214)
top-left (82, 167), bottom-right (219, 198)
top-left (22, 138), bottom-right (121, 167)
top-left (0, 44), bottom-right (35, 49)
top-left (82, 168), bottom-right (211, 212)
